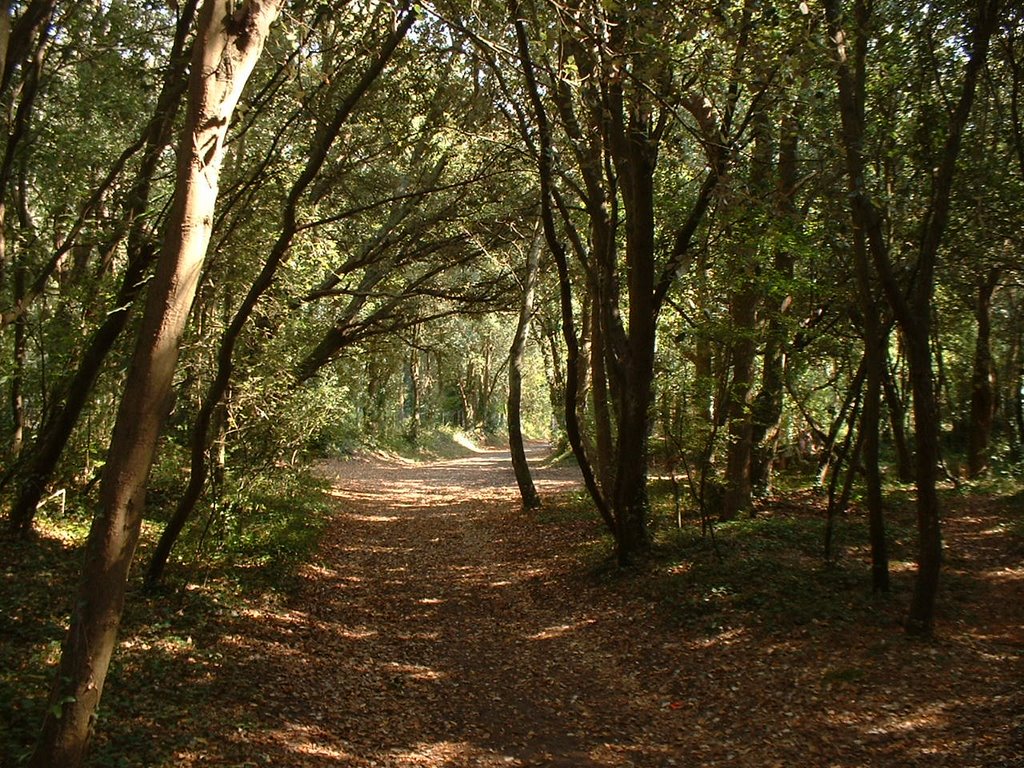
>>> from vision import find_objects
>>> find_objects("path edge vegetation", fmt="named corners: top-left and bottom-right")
top-left (0, 1), bottom-right (1022, 765)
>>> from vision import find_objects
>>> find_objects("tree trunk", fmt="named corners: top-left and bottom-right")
top-left (29, 4), bottom-right (281, 764)
top-left (508, 226), bottom-right (542, 510)
top-left (0, 0), bottom-right (56, 99)
top-left (9, 262), bottom-right (25, 459)
top-left (967, 270), bottom-right (999, 478)
top-left (1011, 315), bottom-right (1024, 458)
top-left (407, 343), bottom-right (421, 443)
top-left (7, 0), bottom-right (196, 535)
top-left (824, 0), bottom-right (997, 636)
top-left (143, 8), bottom-right (416, 587)
top-left (0, 0), bottom-right (49, 307)
top-left (608, 105), bottom-right (659, 564)
top-left (852, 233), bottom-right (890, 593)
top-left (721, 278), bottom-right (757, 521)
top-left (510, 3), bottom-right (615, 535)
top-left (751, 110), bottom-right (799, 494)
top-left (589, 298), bottom-right (615, 496)
top-left (902, 324), bottom-right (944, 635)
top-left (881, 354), bottom-right (915, 482)
top-left (750, 304), bottom-right (785, 495)
top-left (863, 341), bottom-right (890, 593)
top-left (1016, 340), bottom-right (1024, 458)
top-left (0, 2), bottom-right (10, 92)
top-left (540, 319), bottom-right (567, 446)
top-left (723, 98), bottom-right (770, 519)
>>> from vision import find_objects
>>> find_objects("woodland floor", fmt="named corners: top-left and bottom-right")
top-left (3, 443), bottom-right (1024, 767)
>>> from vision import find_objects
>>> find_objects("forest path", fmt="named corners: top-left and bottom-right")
top-left (199, 444), bottom-right (699, 768)
top-left (172, 444), bottom-right (1024, 768)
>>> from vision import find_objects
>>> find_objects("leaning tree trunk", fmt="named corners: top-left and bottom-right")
top-left (511, 3), bottom-right (615, 536)
top-left (7, 0), bottom-right (197, 536)
top-left (29, 4), bottom-right (282, 765)
top-left (508, 227), bottom-right (542, 510)
top-left (144, 8), bottom-right (416, 588)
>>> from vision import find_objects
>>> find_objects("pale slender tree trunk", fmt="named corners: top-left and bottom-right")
top-left (144, 8), bottom-right (415, 587)
top-left (29, 4), bottom-right (282, 765)
top-left (408, 343), bottom-right (421, 442)
top-left (509, 227), bottom-right (542, 510)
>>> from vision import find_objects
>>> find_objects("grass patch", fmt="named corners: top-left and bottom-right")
top-left (637, 486), bottom-right (920, 633)
top-left (536, 488), bottom-right (599, 525)
top-left (150, 466), bottom-right (332, 590)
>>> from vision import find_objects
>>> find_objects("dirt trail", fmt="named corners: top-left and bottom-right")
top-left (206, 444), bottom-right (644, 768)
top-left (169, 445), bottom-right (1022, 768)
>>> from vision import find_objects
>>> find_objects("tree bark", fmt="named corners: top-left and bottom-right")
top-left (7, 0), bottom-right (197, 536)
top-left (29, 4), bottom-right (282, 765)
top-left (0, 0), bottom-right (49, 301)
top-left (852, 233), bottom-right (890, 593)
top-left (722, 86), bottom-right (771, 520)
top-left (0, 0), bottom-right (56, 98)
top-left (881, 354), bottom-right (915, 483)
top-left (407, 342), bottom-right (421, 443)
top-left (608, 96), bottom-right (659, 564)
top-left (721, 276), bottom-right (757, 521)
top-left (144, 7), bottom-right (416, 588)
top-left (508, 226), bottom-right (542, 510)
top-left (589, 298), bottom-right (615, 496)
top-left (9, 262), bottom-right (25, 459)
top-left (510, 1), bottom-right (615, 536)
top-left (967, 270), bottom-right (999, 478)
top-left (824, 0), bottom-right (999, 635)
top-left (751, 110), bottom-right (799, 494)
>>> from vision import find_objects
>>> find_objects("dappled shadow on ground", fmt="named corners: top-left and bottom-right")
top-left (127, 447), bottom-right (1022, 768)
top-left (4, 445), bottom-right (1021, 767)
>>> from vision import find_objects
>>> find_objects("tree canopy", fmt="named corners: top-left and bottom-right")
top-left (1, 0), bottom-right (1022, 764)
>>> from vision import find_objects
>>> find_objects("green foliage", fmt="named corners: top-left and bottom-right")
top-left (635, 480), bottom-right (922, 632)
top-left (0, 466), bottom-right (331, 765)
top-left (154, 466), bottom-right (332, 589)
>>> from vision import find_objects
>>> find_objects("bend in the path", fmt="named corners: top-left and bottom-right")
top-left (208, 444), bottom-right (634, 767)
top-left (180, 444), bottom-right (1023, 768)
